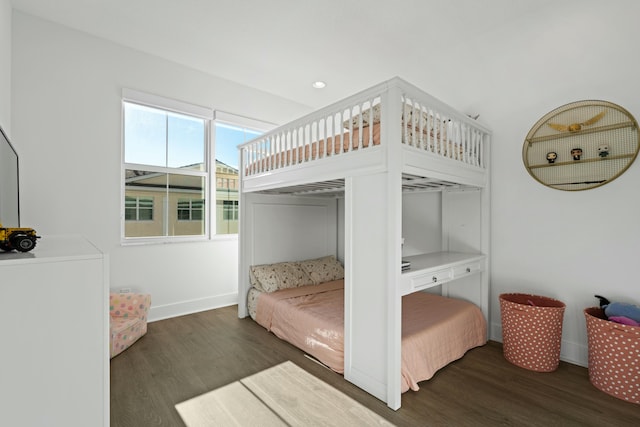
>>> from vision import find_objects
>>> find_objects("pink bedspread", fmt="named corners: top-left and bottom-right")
top-left (255, 280), bottom-right (486, 392)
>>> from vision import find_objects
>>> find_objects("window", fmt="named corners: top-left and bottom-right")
top-left (122, 90), bottom-right (271, 242)
top-left (122, 90), bottom-right (211, 241)
top-left (221, 200), bottom-right (238, 220)
top-left (213, 118), bottom-right (266, 235)
top-left (125, 196), bottom-right (154, 221)
top-left (177, 198), bottom-right (204, 221)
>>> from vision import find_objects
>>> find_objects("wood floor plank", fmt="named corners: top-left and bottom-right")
top-left (176, 381), bottom-right (286, 427)
top-left (111, 305), bottom-right (640, 427)
top-left (241, 361), bottom-right (394, 426)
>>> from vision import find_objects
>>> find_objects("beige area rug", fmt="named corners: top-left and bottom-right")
top-left (176, 361), bottom-right (395, 426)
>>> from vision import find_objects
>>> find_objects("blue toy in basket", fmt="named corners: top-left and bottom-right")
top-left (594, 295), bottom-right (640, 326)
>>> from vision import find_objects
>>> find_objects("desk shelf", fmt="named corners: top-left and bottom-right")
top-left (400, 251), bottom-right (485, 295)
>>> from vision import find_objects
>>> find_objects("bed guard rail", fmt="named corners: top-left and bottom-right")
top-left (239, 78), bottom-right (489, 179)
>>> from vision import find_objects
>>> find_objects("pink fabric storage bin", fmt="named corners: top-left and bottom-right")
top-left (584, 307), bottom-right (640, 404)
top-left (499, 293), bottom-right (565, 372)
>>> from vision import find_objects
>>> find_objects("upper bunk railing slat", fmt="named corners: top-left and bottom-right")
top-left (338, 111), bottom-right (345, 155)
top-left (239, 77), bottom-right (490, 187)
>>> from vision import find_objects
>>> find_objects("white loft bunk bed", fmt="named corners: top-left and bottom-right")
top-left (237, 77), bottom-right (491, 410)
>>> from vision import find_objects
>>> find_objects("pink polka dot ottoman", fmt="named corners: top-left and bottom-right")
top-left (499, 293), bottom-right (566, 372)
top-left (584, 307), bottom-right (640, 404)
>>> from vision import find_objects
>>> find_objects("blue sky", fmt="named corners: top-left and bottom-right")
top-left (215, 123), bottom-right (261, 169)
top-left (124, 102), bottom-right (262, 170)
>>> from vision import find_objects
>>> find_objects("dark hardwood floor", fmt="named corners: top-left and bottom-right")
top-left (111, 305), bottom-right (639, 426)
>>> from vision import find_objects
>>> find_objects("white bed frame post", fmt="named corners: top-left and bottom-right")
top-left (343, 81), bottom-right (404, 410)
top-left (440, 132), bottom-right (491, 332)
top-left (385, 82), bottom-right (404, 410)
top-left (237, 162), bottom-right (250, 319)
top-left (479, 132), bottom-right (491, 327)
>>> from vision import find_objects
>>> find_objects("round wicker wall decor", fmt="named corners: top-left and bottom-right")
top-left (523, 100), bottom-right (639, 191)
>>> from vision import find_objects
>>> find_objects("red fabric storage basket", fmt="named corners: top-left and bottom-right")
top-left (499, 293), bottom-right (565, 372)
top-left (584, 307), bottom-right (640, 404)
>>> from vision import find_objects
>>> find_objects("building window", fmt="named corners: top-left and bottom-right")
top-left (220, 200), bottom-right (239, 221)
top-left (125, 196), bottom-right (154, 221)
top-left (178, 198), bottom-right (204, 221)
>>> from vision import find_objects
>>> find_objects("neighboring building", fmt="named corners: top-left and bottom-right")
top-left (215, 160), bottom-right (239, 234)
top-left (124, 160), bottom-right (238, 237)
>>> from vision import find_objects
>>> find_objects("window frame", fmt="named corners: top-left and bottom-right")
top-left (120, 90), bottom-right (275, 245)
top-left (125, 195), bottom-right (154, 221)
top-left (221, 200), bottom-right (239, 221)
top-left (211, 112), bottom-right (275, 237)
top-left (177, 198), bottom-right (205, 222)
top-left (121, 89), bottom-right (213, 244)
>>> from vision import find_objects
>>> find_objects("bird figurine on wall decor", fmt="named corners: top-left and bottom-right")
top-left (547, 111), bottom-right (606, 133)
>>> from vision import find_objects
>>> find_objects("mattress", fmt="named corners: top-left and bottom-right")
top-left (251, 280), bottom-right (487, 392)
top-left (245, 124), bottom-right (380, 175)
top-left (245, 119), bottom-right (467, 175)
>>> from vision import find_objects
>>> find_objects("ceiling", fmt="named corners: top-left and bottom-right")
top-left (11, 0), bottom-right (554, 109)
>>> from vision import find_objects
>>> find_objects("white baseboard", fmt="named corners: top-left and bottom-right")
top-left (490, 322), bottom-right (588, 368)
top-left (148, 292), bottom-right (238, 322)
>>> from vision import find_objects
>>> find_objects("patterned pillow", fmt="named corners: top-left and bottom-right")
top-left (298, 255), bottom-right (344, 285)
top-left (343, 104), bottom-right (447, 141)
top-left (250, 262), bottom-right (313, 293)
top-left (247, 287), bottom-right (260, 320)
top-left (343, 104), bottom-right (382, 129)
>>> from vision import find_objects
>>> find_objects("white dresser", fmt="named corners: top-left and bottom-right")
top-left (0, 235), bottom-right (108, 427)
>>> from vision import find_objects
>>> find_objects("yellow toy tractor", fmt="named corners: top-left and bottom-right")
top-left (0, 223), bottom-right (40, 252)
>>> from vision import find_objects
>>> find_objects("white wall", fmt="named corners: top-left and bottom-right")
top-left (0, 0), bottom-right (10, 132)
top-left (434, 0), bottom-right (640, 366)
top-left (11, 1), bottom-right (640, 367)
top-left (11, 12), bottom-right (310, 320)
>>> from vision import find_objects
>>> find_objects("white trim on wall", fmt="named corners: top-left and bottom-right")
top-left (215, 110), bottom-right (276, 133)
top-left (147, 291), bottom-right (238, 322)
top-left (122, 88), bottom-right (214, 120)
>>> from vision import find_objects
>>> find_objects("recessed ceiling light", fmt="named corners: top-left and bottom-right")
top-left (312, 81), bottom-right (326, 89)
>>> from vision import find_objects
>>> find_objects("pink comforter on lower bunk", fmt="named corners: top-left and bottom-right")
top-left (255, 279), bottom-right (486, 392)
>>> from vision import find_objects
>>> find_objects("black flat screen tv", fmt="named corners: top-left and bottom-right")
top-left (0, 125), bottom-right (20, 227)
